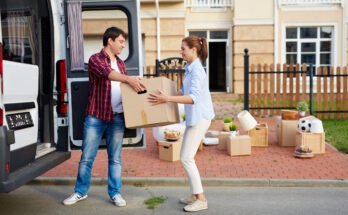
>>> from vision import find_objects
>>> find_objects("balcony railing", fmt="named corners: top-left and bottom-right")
top-left (279, 0), bottom-right (343, 6)
top-left (185, 0), bottom-right (233, 8)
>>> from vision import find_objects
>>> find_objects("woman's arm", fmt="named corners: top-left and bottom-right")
top-left (148, 90), bottom-right (193, 105)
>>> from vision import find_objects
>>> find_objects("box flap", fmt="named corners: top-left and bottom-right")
top-left (158, 140), bottom-right (181, 147)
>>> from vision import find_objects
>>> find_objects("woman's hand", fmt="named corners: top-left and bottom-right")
top-left (148, 90), bottom-right (169, 105)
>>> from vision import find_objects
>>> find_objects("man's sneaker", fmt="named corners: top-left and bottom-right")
top-left (111, 194), bottom-right (127, 207)
top-left (183, 199), bottom-right (208, 212)
top-left (62, 193), bottom-right (88, 205)
top-left (179, 196), bottom-right (196, 205)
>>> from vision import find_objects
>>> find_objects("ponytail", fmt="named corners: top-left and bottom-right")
top-left (199, 38), bottom-right (208, 64)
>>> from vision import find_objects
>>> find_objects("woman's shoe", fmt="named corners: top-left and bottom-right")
top-left (183, 199), bottom-right (208, 212)
top-left (179, 196), bottom-right (196, 205)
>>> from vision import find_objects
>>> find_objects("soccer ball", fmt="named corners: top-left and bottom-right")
top-left (298, 119), bottom-right (311, 132)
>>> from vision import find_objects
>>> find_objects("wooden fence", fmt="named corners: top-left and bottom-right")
top-left (244, 50), bottom-right (348, 119)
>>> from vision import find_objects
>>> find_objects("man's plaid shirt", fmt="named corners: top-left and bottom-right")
top-left (86, 49), bottom-right (127, 121)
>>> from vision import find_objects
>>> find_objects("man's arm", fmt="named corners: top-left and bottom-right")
top-left (108, 71), bottom-right (146, 92)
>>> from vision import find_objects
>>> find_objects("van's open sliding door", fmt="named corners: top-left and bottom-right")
top-left (0, 0), bottom-right (70, 193)
top-left (66, 0), bottom-right (144, 147)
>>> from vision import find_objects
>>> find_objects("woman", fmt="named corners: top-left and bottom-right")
top-left (148, 35), bottom-right (215, 212)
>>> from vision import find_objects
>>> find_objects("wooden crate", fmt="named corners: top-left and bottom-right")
top-left (248, 123), bottom-right (268, 147)
top-left (295, 130), bottom-right (325, 154)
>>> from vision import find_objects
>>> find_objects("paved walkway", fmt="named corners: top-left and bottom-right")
top-left (43, 116), bottom-right (348, 180)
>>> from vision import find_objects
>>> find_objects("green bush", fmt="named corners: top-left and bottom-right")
top-left (296, 101), bottom-right (309, 112)
top-left (223, 117), bottom-right (233, 123)
top-left (229, 123), bottom-right (237, 131)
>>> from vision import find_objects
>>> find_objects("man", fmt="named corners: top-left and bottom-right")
top-left (63, 27), bottom-right (145, 206)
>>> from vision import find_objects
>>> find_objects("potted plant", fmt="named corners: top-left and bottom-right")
top-left (223, 117), bottom-right (233, 131)
top-left (229, 123), bottom-right (238, 136)
top-left (296, 101), bottom-right (309, 117)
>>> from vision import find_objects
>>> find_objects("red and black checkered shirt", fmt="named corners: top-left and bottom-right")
top-left (86, 49), bottom-right (127, 121)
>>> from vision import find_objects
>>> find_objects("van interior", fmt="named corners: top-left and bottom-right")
top-left (1, 0), bottom-right (59, 172)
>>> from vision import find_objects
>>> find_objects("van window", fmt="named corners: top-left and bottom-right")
top-left (1, 10), bottom-right (38, 65)
top-left (82, 9), bottom-right (129, 63)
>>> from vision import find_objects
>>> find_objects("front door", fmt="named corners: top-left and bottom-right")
top-left (209, 42), bottom-right (226, 92)
top-left (189, 30), bottom-right (229, 92)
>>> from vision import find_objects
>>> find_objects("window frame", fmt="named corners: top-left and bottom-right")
top-left (281, 23), bottom-right (338, 68)
top-left (80, 4), bottom-right (133, 68)
top-left (1, 10), bottom-right (38, 65)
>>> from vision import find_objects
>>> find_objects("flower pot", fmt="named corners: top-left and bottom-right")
top-left (229, 130), bottom-right (238, 137)
top-left (223, 123), bottom-right (231, 131)
top-left (298, 111), bottom-right (306, 117)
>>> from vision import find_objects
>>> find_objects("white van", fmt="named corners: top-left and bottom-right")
top-left (0, 0), bottom-right (144, 193)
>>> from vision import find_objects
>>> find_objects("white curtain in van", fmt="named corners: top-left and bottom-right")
top-left (7, 12), bottom-right (25, 60)
top-left (3, 10), bottom-right (38, 64)
top-left (3, 11), bottom-right (37, 64)
top-left (67, 0), bottom-right (84, 71)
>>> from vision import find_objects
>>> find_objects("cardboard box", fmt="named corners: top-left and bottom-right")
top-left (121, 77), bottom-right (180, 129)
top-left (281, 110), bottom-right (299, 120)
top-left (248, 123), bottom-right (268, 147)
top-left (227, 135), bottom-right (251, 156)
top-left (158, 140), bottom-right (182, 162)
top-left (295, 130), bottom-right (325, 154)
top-left (217, 132), bottom-right (230, 150)
top-left (276, 119), bottom-right (298, 147)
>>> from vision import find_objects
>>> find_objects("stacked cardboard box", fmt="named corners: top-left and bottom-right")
top-left (217, 132), bottom-right (230, 150)
top-left (248, 123), bottom-right (268, 147)
top-left (275, 118), bottom-right (298, 147)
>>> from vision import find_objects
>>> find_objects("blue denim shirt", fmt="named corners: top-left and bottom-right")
top-left (181, 58), bottom-right (215, 126)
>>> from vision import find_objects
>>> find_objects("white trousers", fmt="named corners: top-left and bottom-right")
top-left (180, 118), bottom-right (211, 194)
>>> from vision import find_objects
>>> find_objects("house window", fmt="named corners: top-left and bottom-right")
top-left (285, 26), bottom-right (333, 69)
top-left (189, 31), bottom-right (207, 39)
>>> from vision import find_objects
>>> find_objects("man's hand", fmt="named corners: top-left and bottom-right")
top-left (148, 90), bottom-right (169, 105)
top-left (126, 76), bottom-right (146, 92)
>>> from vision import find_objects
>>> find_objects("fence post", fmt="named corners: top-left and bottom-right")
top-left (309, 64), bottom-right (314, 115)
top-left (244, 48), bottom-right (249, 111)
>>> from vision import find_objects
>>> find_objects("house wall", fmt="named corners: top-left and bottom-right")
top-left (277, 8), bottom-right (343, 66)
top-left (141, 2), bottom-right (185, 67)
top-left (81, 1), bottom-right (347, 94)
top-left (233, 0), bottom-right (274, 94)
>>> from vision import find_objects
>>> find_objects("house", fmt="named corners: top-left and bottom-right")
top-left (83, 0), bottom-right (345, 94)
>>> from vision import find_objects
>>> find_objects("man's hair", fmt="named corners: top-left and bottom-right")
top-left (102, 26), bottom-right (127, 46)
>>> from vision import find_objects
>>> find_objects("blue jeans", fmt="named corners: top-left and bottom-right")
top-left (75, 114), bottom-right (125, 198)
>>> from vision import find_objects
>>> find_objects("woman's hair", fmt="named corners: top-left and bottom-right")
top-left (182, 35), bottom-right (208, 64)
top-left (103, 26), bottom-right (127, 46)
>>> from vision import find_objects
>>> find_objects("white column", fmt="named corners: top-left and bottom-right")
top-left (342, 0), bottom-right (346, 66)
top-left (156, 0), bottom-right (161, 60)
